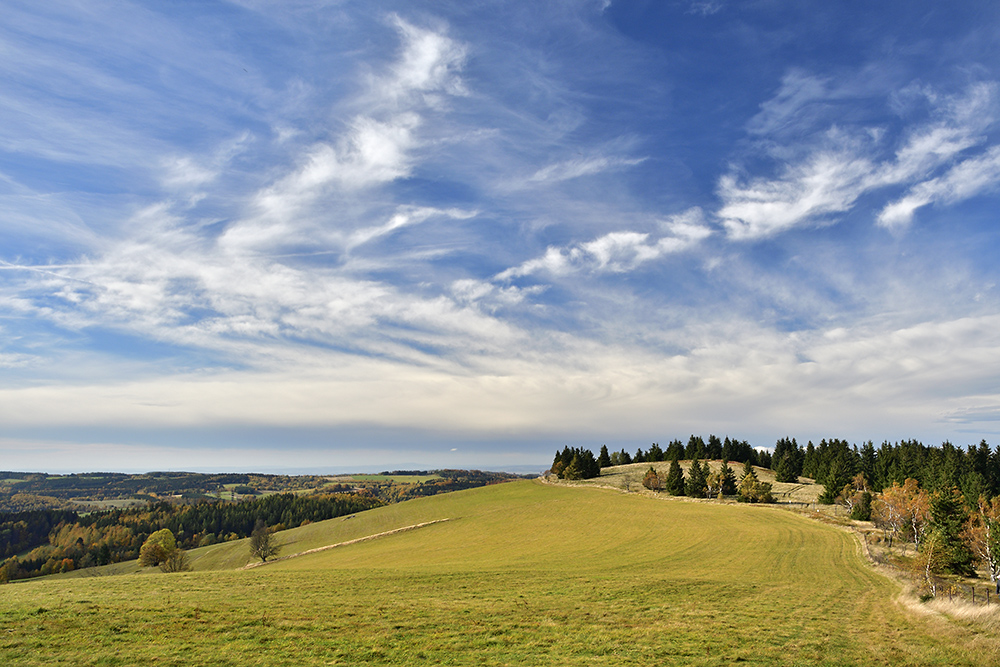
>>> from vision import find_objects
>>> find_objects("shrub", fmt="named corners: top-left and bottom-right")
top-left (642, 467), bottom-right (661, 491)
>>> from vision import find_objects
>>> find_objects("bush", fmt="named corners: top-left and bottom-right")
top-left (159, 549), bottom-right (190, 573)
top-left (642, 467), bottom-right (661, 491)
top-left (737, 476), bottom-right (773, 503)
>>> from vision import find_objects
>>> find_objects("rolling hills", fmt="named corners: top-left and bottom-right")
top-left (2, 480), bottom-right (997, 666)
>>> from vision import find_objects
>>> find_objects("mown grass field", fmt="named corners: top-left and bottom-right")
top-left (2, 480), bottom-right (998, 666)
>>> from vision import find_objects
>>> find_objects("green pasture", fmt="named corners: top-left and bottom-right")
top-left (2, 480), bottom-right (997, 666)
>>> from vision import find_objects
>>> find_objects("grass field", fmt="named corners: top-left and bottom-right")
top-left (2, 480), bottom-right (998, 666)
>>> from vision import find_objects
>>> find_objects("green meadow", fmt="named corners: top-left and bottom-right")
top-left (2, 480), bottom-right (997, 666)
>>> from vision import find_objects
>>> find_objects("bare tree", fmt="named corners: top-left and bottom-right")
top-left (249, 519), bottom-right (280, 563)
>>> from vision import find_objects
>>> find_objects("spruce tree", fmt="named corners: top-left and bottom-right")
top-left (598, 445), bottom-right (612, 468)
top-left (927, 489), bottom-right (976, 576)
top-left (774, 453), bottom-right (798, 483)
top-left (721, 460), bottom-right (738, 496)
top-left (850, 491), bottom-right (873, 521)
top-left (664, 457), bottom-right (685, 495)
top-left (685, 456), bottom-right (708, 498)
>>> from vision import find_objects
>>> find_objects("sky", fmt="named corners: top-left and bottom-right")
top-left (3, 0), bottom-right (1000, 473)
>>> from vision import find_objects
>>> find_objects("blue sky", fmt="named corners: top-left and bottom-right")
top-left (3, 0), bottom-right (1000, 473)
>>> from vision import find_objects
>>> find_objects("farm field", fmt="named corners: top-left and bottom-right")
top-left (2, 480), bottom-right (998, 666)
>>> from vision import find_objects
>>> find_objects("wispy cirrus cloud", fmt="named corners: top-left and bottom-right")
top-left (496, 208), bottom-right (710, 280)
top-left (878, 146), bottom-right (1000, 228)
top-left (0, 15), bottom-right (495, 374)
top-left (720, 81), bottom-right (1000, 239)
top-left (528, 155), bottom-right (647, 184)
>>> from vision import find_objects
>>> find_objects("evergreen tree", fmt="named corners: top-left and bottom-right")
top-left (720, 460), bottom-right (738, 496)
top-left (819, 450), bottom-right (853, 504)
top-left (685, 435), bottom-right (706, 460)
top-left (774, 453), bottom-right (798, 483)
top-left (755, 449), bottom-right (772, 469)
top-left (647, 443), bottom-right (664, 462)
top-left (665, 439), bottom-right (685, 461)
top-left (598, 445), bottom-right (612, 468)
top-left (563, 454), bottom-right (585, 480)
top-left (850, 491), bottom-right (873, 521)
top-left (741, 459), bottom-right (757, 481)
top-left (664, 457), bottom-right (685, 495)
top-left (706, 435), bottom-right (723, 460)
top-left (802, 441), bottom-right (818, 479)
top-left (642, 466), bottom-right (661, 491)
top-left (685, 456), bottom-right (708, 498)
top-left (926, 488), bottom-right (976, 576)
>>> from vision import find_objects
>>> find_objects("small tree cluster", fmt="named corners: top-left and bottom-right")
top-left (551, 447), bottom-right (600, 480)
top-left (708, 460), bottom-right (738, 498)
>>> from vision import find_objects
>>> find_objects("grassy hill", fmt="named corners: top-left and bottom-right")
top-left (2, 480), bottom-right (997, 666)
top-left (588, 460), bottom-right (824, 504)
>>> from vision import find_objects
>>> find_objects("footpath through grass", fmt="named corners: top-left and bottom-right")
top-left (2, 480), bottom-right (998, 666)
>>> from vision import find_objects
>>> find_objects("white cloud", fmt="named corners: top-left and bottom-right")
top-left (379, 14), bottom-right (468, 106)
top-left (720, 81), bottom-right (1000, 239)
top-left (746, 70), bottom-right (830, 137)
top-left (496, 208), bottom-right (710, 279)
top-left (528, 155), bottom-right (646, 183)
top-left (878, 145), bottom-right (1000, 228)
top-left (686, 1), bottom-right (724, 16)
top-left (719, 138), bottom-right (874, 239)
top-left (346, 206), bottom-right (476, 250)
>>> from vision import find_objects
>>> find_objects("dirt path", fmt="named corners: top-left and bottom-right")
top-left (242, 518), bottom-right (454, 569)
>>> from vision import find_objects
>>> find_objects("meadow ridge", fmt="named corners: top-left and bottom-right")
top-left (2, 480), bottom-right (998, 666)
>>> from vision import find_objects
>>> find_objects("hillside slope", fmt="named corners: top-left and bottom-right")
top-left (2, 480), bottom-right (997, 666)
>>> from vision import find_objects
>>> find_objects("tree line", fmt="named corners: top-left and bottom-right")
top-left (0, 492), bottom-right (381, 582)
top-left (550, 440), bottom-right (775, 503)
